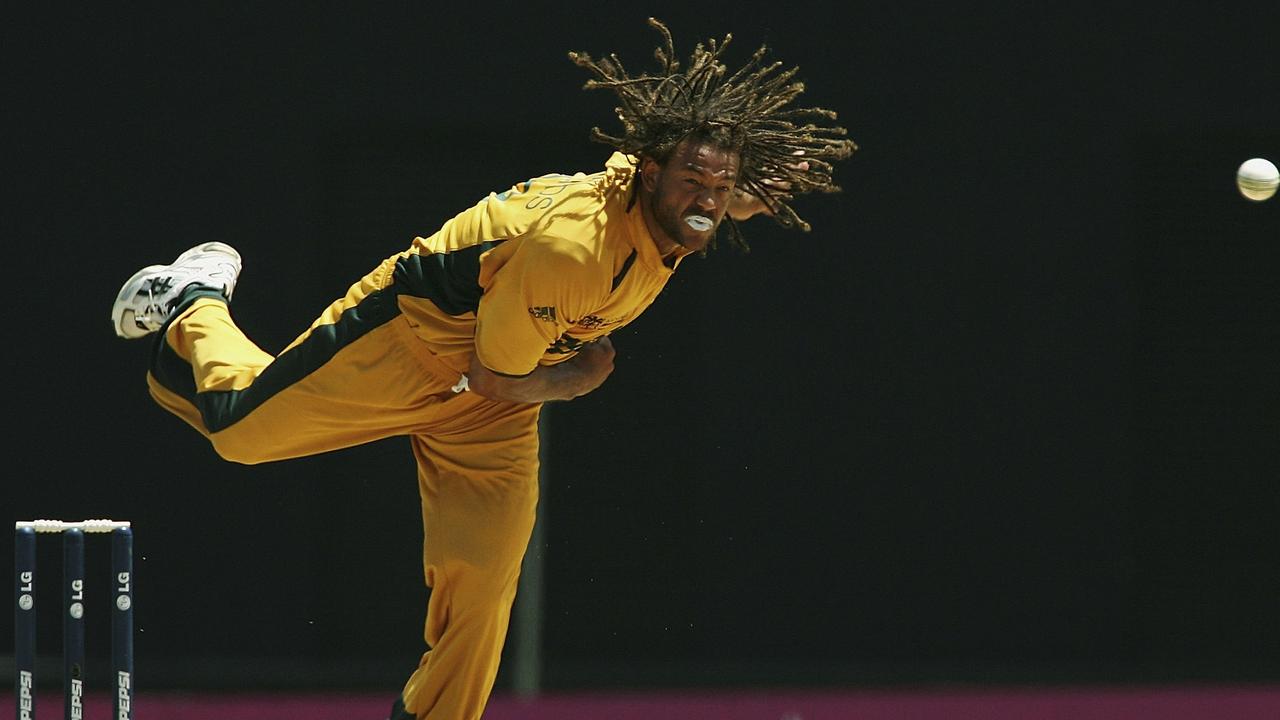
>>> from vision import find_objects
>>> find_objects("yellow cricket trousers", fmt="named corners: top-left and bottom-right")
top-left (145, 273), bottom-right (542, 720)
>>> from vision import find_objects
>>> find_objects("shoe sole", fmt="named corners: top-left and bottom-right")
top-left (111, 242), bottom-right (243, 339)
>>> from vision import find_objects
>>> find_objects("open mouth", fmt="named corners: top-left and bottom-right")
top-left (684, 215), bottom-right (714, 232)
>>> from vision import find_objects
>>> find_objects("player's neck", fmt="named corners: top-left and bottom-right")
top-left (636, 188), bottom-right (682, 260)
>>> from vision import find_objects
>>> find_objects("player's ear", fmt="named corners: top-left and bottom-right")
top-left (639, 156), bottom-right (661, 193)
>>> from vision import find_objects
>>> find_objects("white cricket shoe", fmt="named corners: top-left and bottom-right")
top-left (111, 241), bottom-right (243, 339)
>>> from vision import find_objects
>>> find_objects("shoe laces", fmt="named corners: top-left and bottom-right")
top-left (137, 276), bottom-right (178, 330)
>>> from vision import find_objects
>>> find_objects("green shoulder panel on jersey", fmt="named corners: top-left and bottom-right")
top-left (394, 241), bottom-right (504, 316)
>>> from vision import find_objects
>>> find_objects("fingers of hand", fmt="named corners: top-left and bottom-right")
top-left (788, 150), bottom-right (809, 173)
top-left (760, 156), bottom-right (809, 190)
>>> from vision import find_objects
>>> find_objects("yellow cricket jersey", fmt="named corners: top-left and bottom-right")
top-left (384, 152), bottom-right (689, 377)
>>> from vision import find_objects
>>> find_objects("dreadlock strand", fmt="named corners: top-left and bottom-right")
top-left (648, 17), bottom-right (678, 73)
top-left (607, 53), bottom-right (631, 80)
top-left (720, 44), bottom-right (768, 87)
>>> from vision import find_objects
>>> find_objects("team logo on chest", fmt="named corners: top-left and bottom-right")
top-left (529, 307), bottom-right (624, 330)
top-left (577, 314), bottom-right (613, 330)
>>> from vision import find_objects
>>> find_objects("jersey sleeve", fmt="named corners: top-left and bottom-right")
top-left (474, 238), bottom-right (602, 376)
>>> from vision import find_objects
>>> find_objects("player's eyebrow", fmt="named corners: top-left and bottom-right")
top-left (683, 162), bottom-right (737, 180)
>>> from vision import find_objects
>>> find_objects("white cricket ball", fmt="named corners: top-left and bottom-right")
top-left (1236, 157), bottom-right (1279, 202)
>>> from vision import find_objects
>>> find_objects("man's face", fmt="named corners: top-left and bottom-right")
top-left (640, 139), bottom-right (741, 255)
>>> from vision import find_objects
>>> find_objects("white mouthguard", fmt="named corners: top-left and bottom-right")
top-left (684, 215), bottom-right (713, 232)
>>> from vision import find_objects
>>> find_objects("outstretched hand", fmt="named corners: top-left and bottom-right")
top-left (726, 152), bottom-right (810, 221)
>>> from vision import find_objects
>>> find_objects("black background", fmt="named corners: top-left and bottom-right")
top-left (5, 1), bottom-right (1280, 694)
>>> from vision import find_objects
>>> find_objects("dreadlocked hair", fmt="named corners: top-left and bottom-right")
top-left (568, 17), bottom-right (856, 251)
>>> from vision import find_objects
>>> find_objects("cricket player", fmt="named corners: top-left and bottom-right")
top-left (110, 18), bottom-right (854, 719)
